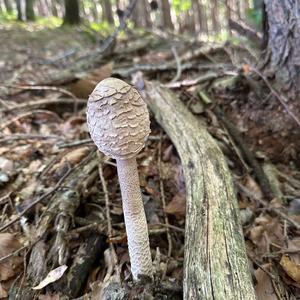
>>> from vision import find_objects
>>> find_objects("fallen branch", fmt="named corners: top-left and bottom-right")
top-left (144, 82), bottom-right (256, 299)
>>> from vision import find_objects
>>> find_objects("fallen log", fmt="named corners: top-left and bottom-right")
top-left (143, 82), bottom-right (256, 299)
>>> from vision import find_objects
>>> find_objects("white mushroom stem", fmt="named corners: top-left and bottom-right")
top-left (116, 158), bottom-right (153, 280)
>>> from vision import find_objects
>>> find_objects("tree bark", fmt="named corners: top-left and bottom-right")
top-left (101, 0), bottom-right (114, 24)
top-left (144, 82), bottom-right (256, 300)
top-left (132, 0), bottom-right (150, 28)
top-left (4, 0), bottom-right (13, 13)
top-left (16, 0), bottom-right (24, 21)
top-left (225, 0), bottom-right (232, 35)
top-left (264, 0), bottom-right (300, 97)
top-left (211, 0), bottom-right (220, 32)
top-left (161, 0), bottom-right (173, 30)
top-left (63, 0), bottom-right (80, 25)
top-left (25, 0), bottom-right (35, 20)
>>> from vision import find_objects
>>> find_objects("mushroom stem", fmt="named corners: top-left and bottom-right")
top-left (116, 158), bottom-right (153, 280)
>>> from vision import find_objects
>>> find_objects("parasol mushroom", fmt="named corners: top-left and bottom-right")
top-left (86, 77), bottom-right (153, 280)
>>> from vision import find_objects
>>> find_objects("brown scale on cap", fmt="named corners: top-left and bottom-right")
top-left (87, 77), bottom-right (151, 160)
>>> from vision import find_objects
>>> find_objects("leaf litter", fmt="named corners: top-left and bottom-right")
top-left (0, 24), bottom-right (299, 299)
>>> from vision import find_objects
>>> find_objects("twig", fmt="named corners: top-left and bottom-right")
top-left (158, 132), bottom-right (172, 279)
top-left (247, 63), bottom-right (300, 128)
top-left (248, 255), bottom-right (277, 281)
top-left (97, 0), bottom-right (138, 55)
top-left (0, 150), bottom-right (96, 233)
top-left (214, 106), bottom-right (274, 199)
top-left (150, 223), bottom-right (184, 233)
top-left (2, 84), bottom-right (80, 113)
top-left (170, 47), bottom-right (182, 83)
top-left (165, 72), bottom-right (234, 88)
top-left (0, 110), bottom-right (62, 131)
top-left (57, 139), bottom-right (94, 149)
top-left (98, 152), bottom-right (119, 281)
top-left (0, 245), bottom-right (27, 263)
top-left (236, 182), bottom-right (300, 230)
top-left (0, 133), bottom-right (64, 142)
top-left (0, 98), bottom-right (86, 114)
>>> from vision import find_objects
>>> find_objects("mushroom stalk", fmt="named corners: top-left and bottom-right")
top-left (87, 77), bottom-right (153, 280)
top-left (117, 158), bottom-right (153, 280)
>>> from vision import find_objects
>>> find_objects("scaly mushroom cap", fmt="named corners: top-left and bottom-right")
top-left (87, 77), bottom-right (151, 160)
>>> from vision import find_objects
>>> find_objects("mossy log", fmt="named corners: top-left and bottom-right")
top-left (144, 82), bottom-right (256, 300)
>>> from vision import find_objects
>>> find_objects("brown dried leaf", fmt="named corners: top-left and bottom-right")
top-left (255, 264), bottom-right (278, 300)
top-left (51, 147), bottom-right (90, 179)
top-left (63, 147), bottom-right (90, 165)
top-left (244, 175), bottom-right (263, 199)
top-left (249, 216), bottom-right (283, 254)
top-left (280, 255), bottom-right (300, 284)
top-left (165, 193), bottom-right (186, 218)
top-left (0, 283), bottom-right (8, 298)
top-left (68, 62), bottom-right (113, 98)
top-left (0, 233), bottom-right (22, 281)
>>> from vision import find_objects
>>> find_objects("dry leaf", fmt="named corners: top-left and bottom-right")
top-left (244, 175), bottom-right (263, 199)
top-left (249, 215), bottom-right (283, 254)
top-left (63, 147), bottom-right (90, 164)
top-left (165, 193), bottom-right (186, 218)
top-left (0, 283), bottom-right (8, 298)
top-left (33, 265), bottom-right (68, 290)
top-left (51, 147), bottom-right (90, 179)
top-left (0, 233), bottom-right (23, 281)
top-left (68, 62), bottom-right (113, 98)
top-left (255, 264), bottom-right (278, 300)
top-left (280, 255), bottom-right (300, 284)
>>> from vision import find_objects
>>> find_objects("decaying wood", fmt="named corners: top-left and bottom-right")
top-left (144, 82), bottom-right (256, 299)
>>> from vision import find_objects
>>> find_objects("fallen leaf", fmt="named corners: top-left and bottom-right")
top-left (68, 62), bottom-right (113, 98)
top-left (0, 233), bottom-right (23, 281)
top-left (280, 255), bottom-right (300, 284)
top-left (249, 215), bottom-right (283, 254)
top-left (0, 283), bottom-right (8, 298)
top-left (165, 193), bottom-right (186, 218)
top-left (33, 265), bottom-right (68, 290)
top-left (255, 264), bottom-right (278, 300)
top-left (244, 175), bottom-right (263, 199)
top-left (63, 147), bottom-right (90, 164)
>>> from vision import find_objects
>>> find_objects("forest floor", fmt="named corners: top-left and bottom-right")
top-left (0, 23), bottom-right (300, 299)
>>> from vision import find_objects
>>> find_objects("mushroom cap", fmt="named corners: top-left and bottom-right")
top-left (87, 77), bottom-right (151, 160)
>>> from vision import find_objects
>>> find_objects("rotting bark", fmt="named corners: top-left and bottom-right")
top-left (144, 82), bottom-right (256, 300)
top-left (264, 0), bottom-right (300, 97)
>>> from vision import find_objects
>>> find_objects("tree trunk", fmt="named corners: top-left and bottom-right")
top-left (26, 0), bottom-right (35, 20)
top-left (211, 0), bottom-right (220, 32)
top-left (233, 0), bottom-right (241, 19)
top-left (199, 0), bottom-right (208, 34)
top-left (225, 0), bottom-right (232, 35)
top-left (63, 0), bottom-right (80, 25)
top-left (101, 0), bottom-right (114, 24)
top-left (144, 82), bottom-right (256, 300)
top-left (16, 0), bottom-right (24, 20)
top-left (4, 0), bottom-right (13, 13)
top-left (161, 0), bottom-right (173, 30)
top-left (50, 0), bottom-right (58, 17)
top-left (264, 0), bottom-right (300, 97)
top-left (132, 0), bottom-right (150, 28)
